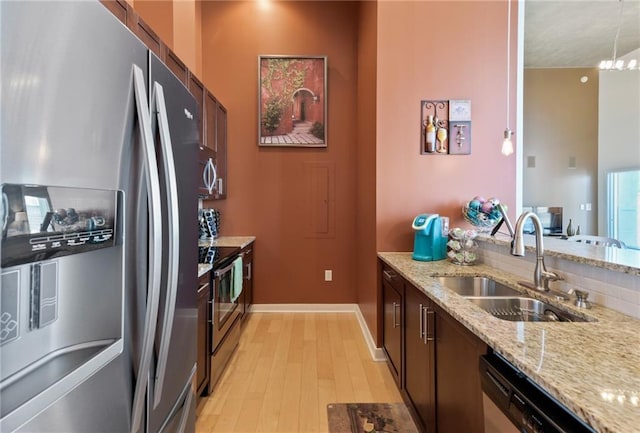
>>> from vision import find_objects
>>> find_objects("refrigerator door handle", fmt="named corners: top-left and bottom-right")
top-left (150, 81), bottom-right (180, 409)
top-left (131, 64), bottom-right (164, 433)
top-left (176, 381), bottom-right (194, 433)
top-left (1, 192), bottom-right (8, 231)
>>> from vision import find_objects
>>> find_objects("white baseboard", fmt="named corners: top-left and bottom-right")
top-left (354, 305), bottom-right (387, 362)
top-left (250, 304), bottom-right (387, 362)
top-left (251, 303), bottom-right (357, 313)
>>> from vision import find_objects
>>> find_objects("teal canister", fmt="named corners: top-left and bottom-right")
top-left (412, 213), bottom-right (448, 261)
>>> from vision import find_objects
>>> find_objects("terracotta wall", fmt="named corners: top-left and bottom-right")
top-left (132, 0), bottom-right (173, 48)
top-left (355, 1), bottom-right (379, 348)
top-left (376, 0), bottom-right (518, 254)
top-left (131, 0), bottom-right (202, 77)
top-left (130, 0), bottom-right (518, 344)
top-left (201, 1), bottom-right (361, 304)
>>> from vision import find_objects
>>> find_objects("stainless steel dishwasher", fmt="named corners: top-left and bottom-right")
top-left (479, 352), bottom-right (596, 433)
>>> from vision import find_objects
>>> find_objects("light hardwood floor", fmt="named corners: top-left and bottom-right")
top-left (195, 312), bottom-right (402, 433)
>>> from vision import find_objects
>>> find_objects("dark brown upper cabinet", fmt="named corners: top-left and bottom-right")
top-left (165, 49), bottom-right (188, 85)
top-left (125, 8), bottom-right (165, 59)
top-left (100, 1), bottom-right (228, 200)
top-left (214, 101), bottom-right (227, 199)
top-left (99, 0), bottom-right (129, 25)
top-left (188, 73), bottom-right (205, 146)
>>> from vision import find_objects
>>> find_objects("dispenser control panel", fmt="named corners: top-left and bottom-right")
top-left (1, 184), bottom-right (119, 267)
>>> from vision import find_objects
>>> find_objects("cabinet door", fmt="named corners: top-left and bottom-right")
top-left (435, 306), bottom-right (487, 433)
top-left (188, 73), bottom-right (205, 146)
top-left (214, 101), bottom-right (227, 199)
top-left (404, 285), bottom-right (436, 433)
top-left (242, 245), bottom-right (253, 319)
top-left (196, 274), bottom-right (211, 396)
top-left (382, 268), bottom-right (403, 387)
top-left (99, 0), bottom-right (129, 24)
top-left (126, 9), bottom-right (165, 59)
top-left (165, 48), bottom-right (188, 85)
top-left (204, 90), bottom-right (217, 150)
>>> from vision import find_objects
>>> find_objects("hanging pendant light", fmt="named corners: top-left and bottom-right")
top-left (598, 0), bottom-right (638, 70)
top-left (502, 0), bottom-right (514, 156)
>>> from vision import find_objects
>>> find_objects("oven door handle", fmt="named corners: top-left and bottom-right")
top-left (214, 261), bottom-right (235, 278)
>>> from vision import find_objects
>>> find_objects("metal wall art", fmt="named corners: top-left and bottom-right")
top-left (420, 99), bottom-right (472, 155)
top-left (258, 55), bottom-right (327, 147)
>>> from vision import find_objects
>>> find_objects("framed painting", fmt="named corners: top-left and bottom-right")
top-left (258, 55), bottom-right (327, 147)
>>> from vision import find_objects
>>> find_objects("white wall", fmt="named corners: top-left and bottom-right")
top-left (523, 68), bottom-right (599, 235)
top-left (598, 49), bottom-right (640, 235)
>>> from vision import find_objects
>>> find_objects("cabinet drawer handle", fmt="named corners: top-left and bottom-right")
top-left (245, 262), bottom-right (252, 281)
top-left (383, 270), bottom-right (396, 282)
top-left (197, 282), bottom-right (210, 294)
top-left (419, 304), bottom-right (425, 341)
top-left (425, 308), bottom-right (435, 342)
top-left (392, 302), bottom-right (400, 328)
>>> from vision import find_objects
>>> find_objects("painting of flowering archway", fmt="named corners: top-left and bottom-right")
top-left (258, 56), bottom-right (327, 147)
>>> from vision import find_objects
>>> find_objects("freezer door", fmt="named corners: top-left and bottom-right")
top-left (146, 53), bottom-right (199, 433)
top-left (0, 1), bottom-right (148, 192)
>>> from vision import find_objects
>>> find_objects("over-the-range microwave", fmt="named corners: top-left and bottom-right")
top-left (198, 146), bottom-right (218, 199)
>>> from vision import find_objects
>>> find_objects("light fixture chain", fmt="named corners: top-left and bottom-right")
top-left (611, 0), bottom-right (625, 64)
top-left (506, 0), bottom-right (511, 127)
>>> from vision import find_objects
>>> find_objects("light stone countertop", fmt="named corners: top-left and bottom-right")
top-left (480, 233), bottom-right (640, 276)
top-left (378, 252), bottom-right (640, 433)
top-left (198, 263), bottom-right (212, 278)
top-left (198, 236), bottom-right (256, 249)
top-left (197, 236), bottom-right (255, 278)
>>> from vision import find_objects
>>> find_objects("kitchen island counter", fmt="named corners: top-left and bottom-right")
top-left (378, 252), bottom-right (640, 433)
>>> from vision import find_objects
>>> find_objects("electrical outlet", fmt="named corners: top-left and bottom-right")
top-left (586, 203), bottom-right (592, 211)
top-left (324, 270), bottom-right (333, 281)
top-left (580, 204), bottom-right (585, 210)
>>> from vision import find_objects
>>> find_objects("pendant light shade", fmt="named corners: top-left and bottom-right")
top-left (502, 128), bottom-right (514, 156)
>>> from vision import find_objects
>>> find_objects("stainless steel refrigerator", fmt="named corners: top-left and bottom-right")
top-left (0, 2), bottom-right (199, 432)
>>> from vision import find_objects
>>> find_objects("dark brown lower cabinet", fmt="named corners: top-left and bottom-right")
top-left (242, 244), bottom-right (254, 321)
top-left (379, 259), bottom-right (488, 433)
top-left (435, 304), bottom-right (487, 433)
top-left (382, 266), bottom-right (403, 388)
top-left (196, 272), bottom-right (211, 396)
top-left (404, 284), bottom-right (436, 433)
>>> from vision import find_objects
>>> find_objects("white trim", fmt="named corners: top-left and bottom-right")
top-left (249, 304), bottom-right (387, 362)
top-left (251, 303), bottom-right (356, 313)
top-left (354, 305), bottom-right (387, 362)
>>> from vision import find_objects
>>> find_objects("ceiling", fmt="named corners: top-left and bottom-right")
top-left (525, 0), bottom-right (640, 68)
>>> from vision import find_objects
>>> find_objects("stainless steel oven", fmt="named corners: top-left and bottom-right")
top-left (480, 352), bottom-right (596, 433)
top-left (202, 245), bottom-right (243, 394)
top-left (210, 252), bottom-right (242, 352)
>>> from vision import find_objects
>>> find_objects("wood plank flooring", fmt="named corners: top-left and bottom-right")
top-left (196, 312), bottom-right (402, 433)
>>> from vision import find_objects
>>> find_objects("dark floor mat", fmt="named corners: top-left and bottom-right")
top-left (327, 402), bottom-right (419, 433)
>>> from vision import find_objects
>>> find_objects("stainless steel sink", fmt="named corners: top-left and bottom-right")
top-left (435, 276), bottom-right (522, 297)
top-left (465, 297), bottom-right (593, 322)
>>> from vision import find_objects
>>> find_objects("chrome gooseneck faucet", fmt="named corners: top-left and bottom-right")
top-left (512, 211), bottom-right (564, 293)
